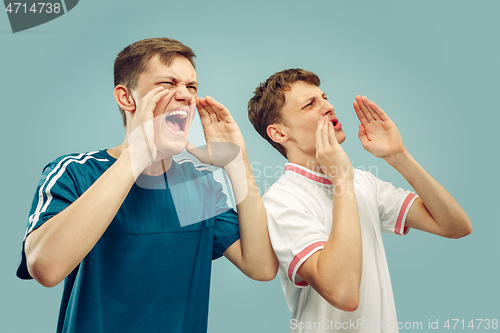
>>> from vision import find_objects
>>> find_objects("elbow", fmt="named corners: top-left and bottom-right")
top-left (247, 264), bottom-right (278, 282)
top-left (448, 216), bottom-right (473, 239)
top-left (323, 289), bottom-right (360, 312)
top-left (338, 299), bottom-right (359, 312)
top-left (451, 227), bottom-right (472, 239)
top-left (27, 253), bottom-right (63, 288)
top-left (249, 272), bottom-right (276, 282)
top-left (245, 256), bottom-right (279, 281)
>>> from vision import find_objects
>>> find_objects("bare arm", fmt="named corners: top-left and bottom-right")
top-left (297, 117), bottom-right (362, 312)
top-left (223, 152), bottom-right (278, 281)
top-left (25, 87), bottom-right (172, 287)
top-left (354, 95), bottom-right (471, 238)
top-left (25, 149), bottom-right (138, 287)
top-left (187, 96), bottom-right (278, 281)
top-left (386, 151), bottom-right (471, 238)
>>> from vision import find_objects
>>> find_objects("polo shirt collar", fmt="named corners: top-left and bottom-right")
top-left (285, 163), bottom-right (333, 186)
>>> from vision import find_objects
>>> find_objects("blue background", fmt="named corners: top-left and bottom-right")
top-left (1, 0), bottom-right (499, 332)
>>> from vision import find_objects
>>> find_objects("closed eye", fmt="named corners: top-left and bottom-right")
top-left (303, 99), bottom-right (315, 109)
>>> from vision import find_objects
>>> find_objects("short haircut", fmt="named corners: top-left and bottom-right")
top-left (114, 37), bottom-right (196, 126)
top-left (248, 68), bottom-right (320, 158)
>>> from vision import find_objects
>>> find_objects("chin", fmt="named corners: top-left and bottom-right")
top-left (156, 139), bottom-right (187, 158)
top-left (336, 131), bottom-right (346, 144)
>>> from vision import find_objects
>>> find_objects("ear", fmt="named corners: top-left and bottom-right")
top-left (113, 85), bottom-right (136, 112)
top-left (267, 123), bottom-right (288, 144)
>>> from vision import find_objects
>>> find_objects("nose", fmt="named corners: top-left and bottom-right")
top-left (322, 99), bottom-right (335, 116)
top-left (173, 83), bottom-right (193, 103)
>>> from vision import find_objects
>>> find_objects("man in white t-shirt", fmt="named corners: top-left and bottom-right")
top-left (247, 69), bottom-right (472, 333)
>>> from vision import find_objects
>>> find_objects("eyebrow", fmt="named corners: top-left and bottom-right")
top-left (154, 75), bottom-right (198, 86)
top-left (301, 93), bottom-right (327, 107)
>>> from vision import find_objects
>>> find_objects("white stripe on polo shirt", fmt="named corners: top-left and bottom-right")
top-left (26, 151), bottom-right (108, 238)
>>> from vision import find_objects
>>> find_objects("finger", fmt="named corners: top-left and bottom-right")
top-left (136, 87), bottom-right (169, 115)
top-left (321, 117), bottom-right (329, 148)
top-left (356, 95), bottom-right (374, 122)
top-left (315, 119), bottom-right (323, 151)
top-left (146, 88), bottom-right (175, 116)
top-left (204, 96), bottom-right (225, 123)
top-left (328, 121), bottom-right (338, 145)
top-left (143, 86), bottom-right (167, 100)
top-left (361, 96), bottom-right (380, 121)
top-left (200, 96), bottom-right (219, 124)
top-left (148, 86), bottom-right (172, 104)
top-left (205, 96), bottom-right (234, 123)
top-left (368, 100), bottom-right (390, 121)
top-left (353, 101), bottom-right (369, 126)
top-left (197, 97), bottom-right (212, 125)
top-left (188, 93), bottom-right (197, 115)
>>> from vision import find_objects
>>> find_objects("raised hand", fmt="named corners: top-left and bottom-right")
top-left (354, 95), bottom-right (406, 160)
top-left (186, 96), bottom-right (244, 168)
top-left (316, 117), bottom-right (354, 182)
top-left (127, 86), bottom-right (174, 175)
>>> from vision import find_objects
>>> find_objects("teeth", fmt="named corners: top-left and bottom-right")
top-left (165, 110), bottom-right (187, 118)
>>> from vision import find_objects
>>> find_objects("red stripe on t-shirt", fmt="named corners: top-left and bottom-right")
top-left (288, 241), bottom-right (327, 285)
top-left (395, 193), bottom-right (416, 235)
top-left (285, 165), bottom-right (333, 185)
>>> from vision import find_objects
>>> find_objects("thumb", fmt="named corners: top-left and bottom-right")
top-left (185, 141), bottom-right (210, 162)
top-left (358, 124), bottom-right (370, 149)
top-left (185, 141), bottom-right (196, 151)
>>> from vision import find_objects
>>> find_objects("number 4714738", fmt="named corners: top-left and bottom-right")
top-left (443, 319), bottom-right (498, 330)
top-left (5, 3), bottom-right (61, 14)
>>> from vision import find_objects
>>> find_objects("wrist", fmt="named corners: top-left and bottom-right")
top-left (223, 150), bottom-right (246, 175)
top-left (384, 149), bottom-right (412, 168)
top-left (124, 147), bottom-right (151, 178)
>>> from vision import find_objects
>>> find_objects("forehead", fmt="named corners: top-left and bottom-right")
top-left (283, 81), bottom-right (323, 109)
top-left (139, 54), bottom-right (197, 83)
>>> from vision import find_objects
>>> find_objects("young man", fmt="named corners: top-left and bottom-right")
top-left (17, 38), bottom-right (278, 333)
top-left (248, 69), bottom-right (471, 333)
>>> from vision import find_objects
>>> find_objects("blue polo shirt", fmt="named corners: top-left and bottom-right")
top-left (17, 150), bottom-right (240, 333)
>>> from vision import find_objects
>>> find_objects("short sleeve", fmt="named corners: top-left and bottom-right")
top-left (372, 174), bottom-right (418, 236)
top-left (212, 177), bottom-right (239, 260)
top-left (17, 156), bottom-right (81, 279)
top-left (263, 190), bottom-right (328, 287)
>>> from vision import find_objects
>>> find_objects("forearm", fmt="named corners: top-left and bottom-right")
top-left (26, 148), bottom-right (140, 287)
top-left (386, 150), bottom-right (471, 236)
top-left (223, 151), bottom-right (278, 279)
top-left (315, 180), bottom-right (362, 308)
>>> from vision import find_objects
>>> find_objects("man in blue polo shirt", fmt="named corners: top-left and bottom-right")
top-left (17, 37), bottom-right (278, 333)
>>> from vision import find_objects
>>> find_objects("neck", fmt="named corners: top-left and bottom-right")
top-left (143, 154), bottom-right (173, 176)
top-left (287, 150), bottom-right (324, 175)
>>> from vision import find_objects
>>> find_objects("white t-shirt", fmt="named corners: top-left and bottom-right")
top-left (263, 163), bottom-right (418, 333)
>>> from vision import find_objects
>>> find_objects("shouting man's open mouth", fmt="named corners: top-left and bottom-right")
top-left (164, 108), bottom-right (189, 136)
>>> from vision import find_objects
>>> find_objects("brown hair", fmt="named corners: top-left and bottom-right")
top-left (114, 37), bottom-right (196, 126)
top-left (248, 68), bottom-right (320, 158)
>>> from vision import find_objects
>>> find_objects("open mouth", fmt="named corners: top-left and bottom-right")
top-left (331, 118), bottom-right (342, 131)
top-left (165, 110), bottom-right (188, 134)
